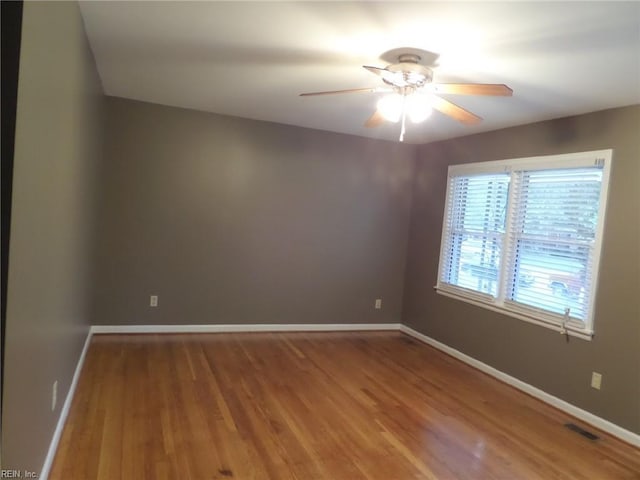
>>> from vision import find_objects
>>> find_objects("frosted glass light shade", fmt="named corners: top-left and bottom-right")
top-left (406, 94), bottom-right (433, 123)
top-left (377, 93), bottom-right (433, 124)
top-left (377, 94), bottom-right (403, 123)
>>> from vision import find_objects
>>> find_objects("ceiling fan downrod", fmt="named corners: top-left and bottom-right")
top-left (397, 53), bottom-right (421, 64)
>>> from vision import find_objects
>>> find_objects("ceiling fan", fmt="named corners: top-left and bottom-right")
top-left (300, 52), bottom-right (512, 140)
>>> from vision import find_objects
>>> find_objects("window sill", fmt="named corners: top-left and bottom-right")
top-left (434, 286), bottom-right (594, 341)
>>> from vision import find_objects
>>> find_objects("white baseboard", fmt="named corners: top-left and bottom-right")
top-left (40, 329), bottom-right (93, 480)
top-left (90, 323), bottom-right (401, 334)
top-left (399, 324), bottom-right (640, 448)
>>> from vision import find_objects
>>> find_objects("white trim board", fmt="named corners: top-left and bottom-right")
top-left (399, 324), bottom-right (640, 448)
top-left (40, 330), bottom-right (93, 480)
top-left (90, 323), bottom-right (401, 334)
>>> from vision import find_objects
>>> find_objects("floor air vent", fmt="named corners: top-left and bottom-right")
top-left (564, 423), bottom-right (599, 440)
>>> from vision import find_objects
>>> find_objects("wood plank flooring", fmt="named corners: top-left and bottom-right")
top-left (50, 332), bottom-right (640, 479)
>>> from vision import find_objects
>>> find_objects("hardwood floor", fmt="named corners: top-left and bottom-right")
top-left (50, 331), bottom-right (640, 479)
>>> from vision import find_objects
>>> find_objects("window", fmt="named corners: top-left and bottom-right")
top-left (436, 150), bottom-right (612, 339)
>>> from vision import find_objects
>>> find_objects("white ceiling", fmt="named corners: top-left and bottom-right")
top-left (79, 1), bottom-right (640, 144)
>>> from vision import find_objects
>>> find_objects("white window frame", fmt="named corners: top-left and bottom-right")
top-left (435, 150), bottom-right (612, 340)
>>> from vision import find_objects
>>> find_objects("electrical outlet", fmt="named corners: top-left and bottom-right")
top-left (150, 295), bottom-right (158, 307)
top-left (52, 380), bottom-right (58, 411)
top-left (375, 298), bottom-right (382, 309)
top-left (591, 372), bottom-right (602, 390)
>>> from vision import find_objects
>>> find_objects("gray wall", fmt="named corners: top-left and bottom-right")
top-left (91, 98), bottom-right (415, 326)
top-left (2, 1), bottom-right (103, 473)
top-left (402, 105), bottom-right (640, 434)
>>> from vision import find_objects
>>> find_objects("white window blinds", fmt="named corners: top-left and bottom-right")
top-left (436, 151), bottom-right (612, 338)
top-left (439, 173), bottom-right (510, 300)
top-left (503, 168), bottom-right (603, 322)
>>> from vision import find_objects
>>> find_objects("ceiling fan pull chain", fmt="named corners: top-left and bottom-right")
top-left (399, 96), bottom-right (407, 142)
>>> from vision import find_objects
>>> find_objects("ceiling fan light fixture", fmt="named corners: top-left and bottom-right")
top-left (378, 93), bottom-right (433, 124)
top-left (300, 50), bottom-right (512, 133)
top-left (377, 94), bottom-right (403, 123)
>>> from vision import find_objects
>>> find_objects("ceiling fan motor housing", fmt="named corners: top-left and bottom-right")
top-left (385, 54), bottom-right (433, 89)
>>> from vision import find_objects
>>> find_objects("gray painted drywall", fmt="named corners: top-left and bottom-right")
top-left (2, 1), bottom-right (103, 473)
top-left (402, 105), bottom-right (640, 434)
top-left (91, 98), bottom-right (415, 326)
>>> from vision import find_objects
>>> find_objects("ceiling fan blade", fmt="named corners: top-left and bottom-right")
top-left (364, 110), bottom-right (385, 128)
top-left (431, 83), bottom-right (513, 96)
top-left (300, 87), bottom-right (378, 97)
top-left (363, 65), bottom-right (401, 85)
top-left (431, 96), bottom-right (482, 125)
top-left (363, 65), bottom-right (387, 76)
